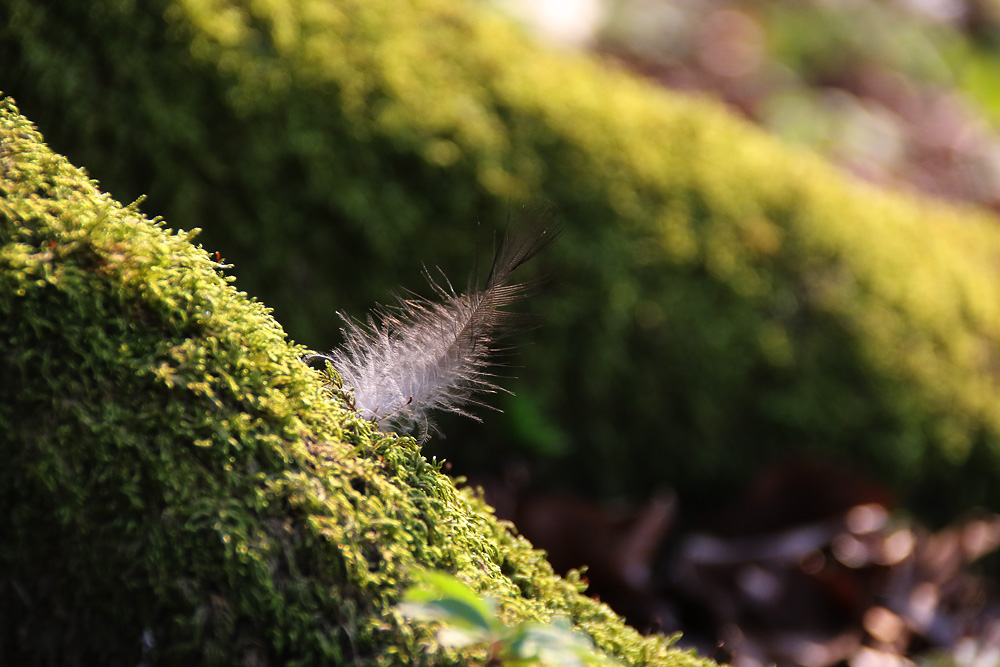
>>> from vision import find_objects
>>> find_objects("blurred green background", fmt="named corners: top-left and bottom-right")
top-left (5, 0), bottom-right (1000, 524)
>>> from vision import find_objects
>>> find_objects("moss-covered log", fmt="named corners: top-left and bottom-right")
top-left (4, 0), bottom-right (1000, 518)
top-left (0, 97), bottom-right (710, 666)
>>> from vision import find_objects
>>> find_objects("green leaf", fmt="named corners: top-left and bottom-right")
top-left (506, 620), bottom-right (618, 667)
top-left (398, 570), bottom-right (500, 634)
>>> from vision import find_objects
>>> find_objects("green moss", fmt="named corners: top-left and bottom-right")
top-left (0, 98), bottom-right (710, 666)
top-left (4, 0), bottom-right (1000, 518)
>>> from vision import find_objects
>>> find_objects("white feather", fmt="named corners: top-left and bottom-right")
top-left (308, 216), bottom-right (557, 438)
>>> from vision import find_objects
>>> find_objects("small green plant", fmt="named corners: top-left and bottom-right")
top-left (397, 570), bottom-right (619, 667)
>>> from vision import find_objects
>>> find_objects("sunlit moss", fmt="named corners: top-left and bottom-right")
top-left (0, 97), bottom-right (712, 665)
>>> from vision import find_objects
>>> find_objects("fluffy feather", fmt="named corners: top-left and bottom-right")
top-left (308, 215), bottom-right (558, 438)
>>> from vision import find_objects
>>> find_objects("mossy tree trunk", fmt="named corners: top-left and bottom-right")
top-left (0, 96), bottom-right (711, 666)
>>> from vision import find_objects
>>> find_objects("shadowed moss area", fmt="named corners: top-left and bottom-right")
top-left (4, 0), bottom-right (1000, 519)
top-left (0, 98), bottom-right (712, 666)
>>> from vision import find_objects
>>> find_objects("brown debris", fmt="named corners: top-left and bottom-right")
top-left (477, 456), bottom-right (1000, 666)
